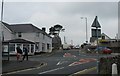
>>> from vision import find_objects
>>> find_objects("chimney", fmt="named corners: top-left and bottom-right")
top-left (42, 27), bottom-right (46, 32)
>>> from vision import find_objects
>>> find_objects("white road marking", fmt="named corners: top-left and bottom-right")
top-left (69, 61), bottom-right (88, 66)
top-left (57, 61), bottom-right (68, 65)
top-left (39, 67), bottom-right (65, 74)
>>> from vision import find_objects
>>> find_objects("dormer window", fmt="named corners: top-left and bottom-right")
top-left (18, 32), bottom-right (22, 37)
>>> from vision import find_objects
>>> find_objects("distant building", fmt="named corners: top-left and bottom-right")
top-left (90, 33), bottom-right (120, 53)
top-left (90, 33), bottom-right (111, 45)
top-left (2, 22), bottom-right (52, 55)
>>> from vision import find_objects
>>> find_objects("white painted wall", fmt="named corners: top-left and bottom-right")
top-left (15, 32), bottom-right (52, 53)
top-left (38, 34), bottom-right (52, 52)
top-left (1, 24), bottom-right (13, 41)
top-left (15, 33), bottom-right (35, 42)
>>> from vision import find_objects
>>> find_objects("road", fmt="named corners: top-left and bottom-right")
top-left (3, 49), bottom-right (113, 75)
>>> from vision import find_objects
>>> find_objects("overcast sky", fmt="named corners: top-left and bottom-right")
top-left (0, 0), bottom-right (119, 45)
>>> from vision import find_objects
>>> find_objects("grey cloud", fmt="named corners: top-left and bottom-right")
top-left (1, 2), bottom-right (118, 45)
top-left (51, 2), bottom-right (118, 19)
top-left (3, 2), bottom-right (118, 23)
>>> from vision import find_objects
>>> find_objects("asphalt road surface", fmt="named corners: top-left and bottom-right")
top-left (3, 49), bottom-right (113, 75)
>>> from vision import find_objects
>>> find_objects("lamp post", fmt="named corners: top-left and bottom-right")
top-left (0, 0), bottom-right (4, 46)
top-left (81, 17), bottom-right (88, 44)
top-left (0, 0), bottom-right (4, 39)
top-left (0, 0), bottom-right (4, 74)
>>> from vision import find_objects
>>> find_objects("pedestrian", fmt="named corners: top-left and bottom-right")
top-left (22, 46), bottom-right (29, 61)
top-left (16, 46), bottom-right (23, 61)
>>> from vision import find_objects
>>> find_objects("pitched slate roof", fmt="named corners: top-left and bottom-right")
top-left (9, 24), bottom-right (44, 33)
top-left (2, 22), bottom-right (52, 38)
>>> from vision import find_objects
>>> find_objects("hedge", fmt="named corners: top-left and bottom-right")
top-left (99, 55), bottom-right (120, 75)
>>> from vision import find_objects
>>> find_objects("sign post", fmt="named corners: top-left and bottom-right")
top-left (91, 16), bottom-right (101, 74)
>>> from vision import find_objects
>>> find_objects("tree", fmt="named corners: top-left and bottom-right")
top-left (49, 24), bottom-right (65, 36)
top-left (49, 27), bottom-right (55, 35)
top-left (49, 24), bottom-right (65, 50)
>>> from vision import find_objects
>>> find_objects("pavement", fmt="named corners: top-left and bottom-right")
top-left (2, 60), bottom-right (44, 74)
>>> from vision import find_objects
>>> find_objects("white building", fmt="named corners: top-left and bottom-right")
top-left (2, 22), bottom-right (52, 55)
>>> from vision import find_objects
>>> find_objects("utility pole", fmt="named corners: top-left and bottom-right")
top-left (81, 17), bottom-right (88, 43)
top-left (0, 0), bottom-right (4, 39)
top-left (0, 0), bottom-right (4, 49)
top-left (0, 0), bottom-right (4, 74)
top-left (1, 0), bottom-right (4, 21)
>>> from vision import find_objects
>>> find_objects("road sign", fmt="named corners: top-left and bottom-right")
top-left (92, 29), bottom-right (101, 37)
top-left (91, 16), bottom-right (101, 28)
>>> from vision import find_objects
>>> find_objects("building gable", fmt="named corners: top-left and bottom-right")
top-left (1, 22), bottom-right (12, 33)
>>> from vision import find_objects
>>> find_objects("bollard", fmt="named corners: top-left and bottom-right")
top-left (97, 60), bottom-right (99, 74)
top-left (112, 63), bottom-right (118, 76)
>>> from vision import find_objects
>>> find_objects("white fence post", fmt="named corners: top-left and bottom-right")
top-left (112, 63), bottom-right (118, 76)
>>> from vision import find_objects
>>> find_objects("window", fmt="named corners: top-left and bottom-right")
top-left (102, 36), bottom-right (105, 39)
top-left (47, 44), bottom-right (50, 50)
top-left (3, 45), bottom-right (8, 52)
top-left (31, 44), bottom-right (34, 53)
top-left (9, 44), bottom-right (15, 52)
top-left (35, 43), bottom-right (39, 51)
top-left (23, 44), bottom-right (29, 52)
top-left (18, 32), bottom-right (22, 37)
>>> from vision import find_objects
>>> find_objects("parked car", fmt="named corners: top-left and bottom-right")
top-left (95, 47), bottom-right (112, 54)
top-left (63, 44), bottom-right (71, 50)
top-left (102, 48), bottom-right (112, 54)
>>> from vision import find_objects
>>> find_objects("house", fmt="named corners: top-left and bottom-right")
top-left (90, 33), bottom-right (120, 53)
top-left (90, 33), bottom-right (111, 46)
top-left (1, 22), bottom-right (52, 55)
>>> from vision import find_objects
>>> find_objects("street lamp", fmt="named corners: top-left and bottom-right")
top-left (81, 17), bottom-right (88, 43)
